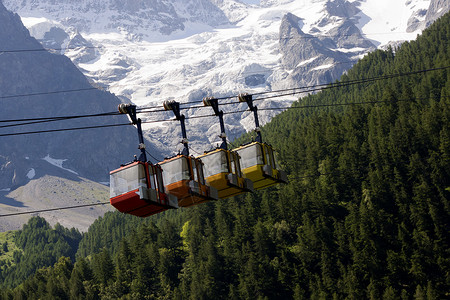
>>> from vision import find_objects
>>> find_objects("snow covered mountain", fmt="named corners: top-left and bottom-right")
top-left (2, 0), bottom-right (449, 155)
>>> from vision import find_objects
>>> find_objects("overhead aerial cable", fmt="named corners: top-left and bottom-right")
top-left (0, 111), bottom-right (120, 129)
top-left (0, 65), bottom-right (444, 111)
top-left (0, 202), bottom-right (110, 218)
top-left (0, 96), bottom-right (438, 138)
top-left (0, 45), bottom-right (102, 54)
top-left (0, 65), bottom-right (447, 136)
top-left (0, 87), bottom-right (98, 99)
top-left (0, 122), bottom-right (131, 137)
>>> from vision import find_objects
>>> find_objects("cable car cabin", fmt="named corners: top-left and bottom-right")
top-left (234, 142), bottom-right (288, 190)
top-left (158, 155), bottom-right (219, 207)
top-left (110, 161), bottom-right (178, 217)
top-left (198, 148), bottom-right (254, 199)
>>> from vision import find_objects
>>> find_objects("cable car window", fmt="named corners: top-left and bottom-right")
top-left (148, 166), bottom-right (156, 190)
top-left (160, 157), bottom-right (190, 185)
top-left (230, 153), bottom-right (237, 175)
top-left (192, 158), bottom-right (198, 182)
top-left (273, 152), bottom-right (280, 169)
top-left (238, 144), bottom-right (263, 169)
top-left (110, 164), bottom-right (146, 198)
top-left (201, 151), bottom-right (228, 177)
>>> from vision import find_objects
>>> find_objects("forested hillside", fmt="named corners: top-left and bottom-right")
top-left (0, 217), bottom-right (81, 288)
top-left (1, 12), bottom-right (449, 300)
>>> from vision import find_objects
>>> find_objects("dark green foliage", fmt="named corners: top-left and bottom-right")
top-left (2, 12), bottom-right (449, 300)
top-left (0, 217), bottom-right (82, 289)
top-left (76, 206), bottom-right (185, 259)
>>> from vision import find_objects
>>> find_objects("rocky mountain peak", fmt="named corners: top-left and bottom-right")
top-left (0, 1), bottom-right (40, 51)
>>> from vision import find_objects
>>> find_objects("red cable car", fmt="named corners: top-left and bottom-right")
top-left (109, 104), bottom-right (178, 217)
top-left (110, 161), bottom-right (178, 216)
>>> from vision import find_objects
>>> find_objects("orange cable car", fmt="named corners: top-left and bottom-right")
top-left (197, 97), bottom-right (253, 198)
top-left (233, 93), bottom-right (288, 190)
top-left (109, 104), bottom-right (178, 217)
top-left (159, 100), bottom-right (218, 207)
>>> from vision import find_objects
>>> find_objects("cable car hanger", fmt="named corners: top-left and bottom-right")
top-left (118, 103), bottom-right (147, 162)
top-left (162, 100), bottom-right (189, 156)
top-left (238, 93), bottom-right (262, 143)
top-left (203, 96), bottom-right (227, 150)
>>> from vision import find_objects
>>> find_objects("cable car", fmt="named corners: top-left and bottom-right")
top-left (234, 93), bottom-right (288, 190)
top-left (110, 161), bottom-right (178, 217)
top-left (198, 97), bottom-right (253, 198)
top-left (158, 154), bottom-right (218, 207)
top-left (198, 148), bottom-right (254, 198)
top-left (109, 104), bottom-right (178, 217)
top-left (161, 100), bottom-right (219, 207)
top-left (234, 141), bottom-right (287, 190)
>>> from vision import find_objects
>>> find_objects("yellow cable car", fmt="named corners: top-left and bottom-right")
top-left (199, 97), bottom-right (253, 199)
top-left (198, 148), bottom-right (253, 199)
top-left (234, 141), bottom-right (287, 190)
top-left (234, 93), bottom-right (288, 190)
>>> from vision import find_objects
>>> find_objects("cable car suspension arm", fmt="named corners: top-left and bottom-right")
top-left (238, 93), bottom-right (262, 143)
top-left (203, 97), bottom-right (227, 150)
top-left (163, 100), bottom-right (189, 156)
top-left (118, 104), bottom-right (147, 162)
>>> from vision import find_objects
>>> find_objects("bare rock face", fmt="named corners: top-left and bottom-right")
top-left (407, 9), bottom-right (428, 33)
top-left (425, 0), bottom-right (449, 26)
top-left (278, 6), bottom-right (375, 89)
top-left (407, 0), bottom-right (449, 32)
